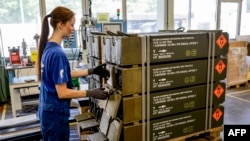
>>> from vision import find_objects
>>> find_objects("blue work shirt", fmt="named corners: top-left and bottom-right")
top-left (38, 42), bottom-right (72, 141)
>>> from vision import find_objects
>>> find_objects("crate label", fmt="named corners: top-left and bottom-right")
top-left (150, 60), bottom-right (207, 91)
top-left (150, 33), bottom-right (209, 63)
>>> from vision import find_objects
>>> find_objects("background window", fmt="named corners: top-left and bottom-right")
top-left (174, 0), bottom-right (189, 29)
top-left (126, 0), bottom-right (157, 33)
top-left (247, 0), bottom-right (250, 12)
top-left (220, 3), bottom-right (239, 39)
top-left (174, 0), bottom-right (216, 30)
top-left (240, 0), bottom-right (250, 35)
top-left (91, 0), bottom-right (122, 20)
top-left (0, 0), bottom-right (40, 58)
top-left (190, 0), bottom-right (216, 30)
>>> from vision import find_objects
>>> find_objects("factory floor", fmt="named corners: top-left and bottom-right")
top-left (1, 84), bottom-right (250, 141)
top-left (221, 84), bottom-right (250, 141)
top-left (223, 84), bottom-right (250, 125)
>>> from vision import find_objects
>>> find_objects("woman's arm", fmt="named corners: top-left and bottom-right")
top-left (55, 82), bottom-right (108, 99)
top-left (55, 82), bottom-right (87, 99)
top-left (71, 69), bottom-right (89, 78)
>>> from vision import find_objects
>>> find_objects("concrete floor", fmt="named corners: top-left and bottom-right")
top-left (224, 85), bottom-right (250, 125)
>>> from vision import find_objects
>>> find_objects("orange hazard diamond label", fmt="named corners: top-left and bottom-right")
top-left (216, 34), bottom-right (227, 49)
top-left (214, 84), bottom-right (224, 98)
top-left (213, 108), bottom-right (223, 122)
top-left (215, 60), bottom-right (226, 74)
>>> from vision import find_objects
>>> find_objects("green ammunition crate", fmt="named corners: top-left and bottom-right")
top-left (148, 32), bottom-right (229, 63)
top-left (121, 106), bottom-right (224, 141)
top-left (119, 82), bottom-right (225, 124)
top-left (107, 58), bottom-right (227, 95)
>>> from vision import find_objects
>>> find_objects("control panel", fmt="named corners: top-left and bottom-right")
top-left (63, 30), bottom-right (77, 48)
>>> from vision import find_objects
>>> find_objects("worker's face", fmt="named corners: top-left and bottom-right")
top-left (61, 16), bottom-right (75, 38)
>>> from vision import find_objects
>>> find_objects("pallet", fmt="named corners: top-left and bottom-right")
top-left (168, 126), bottom-right (223, 141)
top-left (227, 81), bottom-right (248, 89)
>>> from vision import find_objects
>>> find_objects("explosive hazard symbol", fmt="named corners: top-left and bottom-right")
top-left (216, 34), bottom-right (227, 49)
top-left (215, 60), bottom-right (226, 74)
top-left (213, 108), bottom-right (223, 122)
top-left (214, 84), bottom-right (224, 98)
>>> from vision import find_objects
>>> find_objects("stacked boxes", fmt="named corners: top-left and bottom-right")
top-left (143, 31), bottom-right (228, 140)
top-left (227, 41), bottom-right (248, 87)
top-left (86, 31), bottom-right (229, 141)
top-left (86, 33), bottom-right (106, 90)
top-left (85, 34), bottom-right (106, 129)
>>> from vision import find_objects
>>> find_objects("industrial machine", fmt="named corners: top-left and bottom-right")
top-left (63, 30), bottom-right (78, 49)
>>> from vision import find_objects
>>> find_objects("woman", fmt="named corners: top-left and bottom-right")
top-left (36, 6), bottom-right (109, 141)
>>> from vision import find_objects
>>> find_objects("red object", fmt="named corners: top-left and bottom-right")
top-left (9, 47), bottom-right (21, 65)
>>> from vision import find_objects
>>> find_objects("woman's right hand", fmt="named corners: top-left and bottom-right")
top-left (86, 88), bottom-right (109, 99)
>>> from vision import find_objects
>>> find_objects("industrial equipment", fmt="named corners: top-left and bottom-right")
top-left (63, 30), bottom-right (78, 48)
